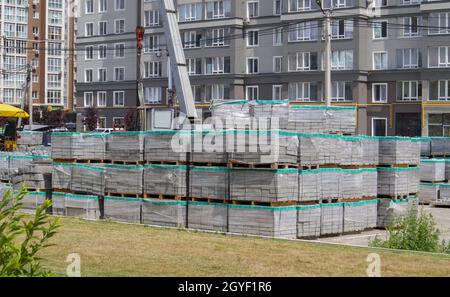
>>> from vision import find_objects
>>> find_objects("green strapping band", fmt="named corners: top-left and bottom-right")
top-left (8, 155), bottom-right (50, 159)
top-left (53, 162), bottom-right (105, 171)
top-left (111, 131), bottom-right (147, 136)
top-left (297, 204), bottom-right (321, 211)
top-left (190, 166), bottom-right (229, 172)
top-left (290, 105), bottom-right (356, 110)
top-left (377, 167), bottom-right (419, 172)
top-left (105, 164), bottom-right (144, 170)
top-left (343, 199), bottom-right (378, 207)
top-left (438, 183), bottom-right (450, 187)
top-left (213, 100), bottom-right (248, 105)
top-left (231, 168), bottom-right (298, 174)
top-left (26, 191), bottom-right (47, 196)
top-left (420, 159), bottom-right (445, 163)
top-left (144, 164), bottom-right (188, 170)
top-left (377, 136), bottom-right (411, 141)
top-left (228, 204), bottom-right (297, 211)
top-left (142, 199), bottom-right (187, 206)
top-left (189, 201), bottom-right (227, 207)
top-left (54, 192), bottom-right (98, 200)
top-left (254, 100), bottom-right (289, 105)
top-left (321, 202), bottom-right (344, 208)
top-left (420, 182), bottom-right (442, 186)
top-left (104, 196), bottom-right (143, 202)
top-left (391, 199), bottom-right (409, 204)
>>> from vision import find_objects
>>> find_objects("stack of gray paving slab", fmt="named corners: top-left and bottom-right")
top-left (298, 134), bottom-right (342, 165)
top-left (141, 199), bottom-right (186, 228)
top-left (107, 132), bottom-right (145, 161)
top-left (228, 204), bottom-right (297, 238)
top-left (341, 169), bottom-right (363, 199)
top-left (230, 130), bottom-right (298, 164)
top-left (52, 163), bottom-right (72, 190)
top-left (12, 162), bottom-right (52, 189)
top-left (340, 137), bottom-right (364, 166)
top-left (319, 169), bottom-right (341, 201)
top-left (143, 164), bottom-right (186, 196)
top-left (324, 106), bottom-right (357, 134)
top-left (192, 131), bottom-right (227, 163)
top-left (51, 192), bottom-right (67, 216)
top-left (21, 192), bottom-right (47, 212)
top-left (104, 196), bottom-right (142, 223)
top-left (144, 131), bottom-right (187, 162)
top-left (379, 137), bottom-right (418, 165)
top-left (421, 138), bottom-right (432, 156)
top-left (287, 106), bottom-right (326, 134)
top-left (17, 131), bottom-right (43, 147)
top-left (419, 183), bottom-right (440, 204)
top-left (377, 167), bottom-right (410, 197)
top-left (249, 100), bottom-right (289, 130)
top-left (189, 167), bottom-right (228, 199)
top-left (438, 184), bottom-right (450, 202)
top-left (320, 203), bottom-right (344, 236)
top-left (362, 169), bottom-right (378, 198)
top-left (409, 139), bottom-right (422, 165)
top-left (365, 200), bottom-right (378, 229)
top-left (0, 153), bottom-right (10, 180)
top-left (377, 198), bottom-right (413, 228)
top-left (299, 170), bottom-right (321, 202)
top-left (444, 159), bottom-right (450, 181)
top-left (64, 193), bottom-right (100, 220)
top-left (104, 165), bottom-right (144, 195)
top-left (361, 136), bottom-right (379, 165)
top-left (230, 168), bottom-right (298, 202)
top-left (51, 132), bottom-right (75, 159)
top-left (71, 133), bottom-right (108, 160)
top-left (8, 155), bottom-right (34, 177)
top-left (211, 100), bottom-right (252, 130)
top-left (430, 138), bottom-right (450, 156)
top-left (296, 204), bottom-right (321, 238)
top-left (343, 201), bottom-right (367, 233)
top-left (420, 159), bottom-right (446, 182)
top-left (408, 167), bottom-right (420, 194)
top-left (70, 164), bottom-right (105, 195)
top-left (187, 202), bottom-right (227, 232)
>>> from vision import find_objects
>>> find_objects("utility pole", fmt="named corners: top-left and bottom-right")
top-left (317, 0), bottom-right (332, 106)
top-left (18, 63), bottom-right (33, 129)
top-left (136, 25), bottom-right (145, 131)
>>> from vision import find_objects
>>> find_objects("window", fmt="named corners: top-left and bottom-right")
top-left (289, 0), bottom-right (312, 11)
top-left (186, 58), bottom-right (202, 75)
top-left (206, 1), bottom-right (231, 19)
top-left (113, 118), bottom-right (125, 129)
top-left (86, 0), bottom-right (94, 14)
top-left (372, 83), bottom-right (387, 103)
top-left (205, 57), bottom-right (230, 74)
top-left (85, 46), bottom-right (94, 60)
top-left (273, 85), bottom-right (283, 100)
top-left (438, 80), bottom-right (450, 100)
top-left (331, 19), bottom-right (353, 39)
top-left (205, 84), bottom-right (227, 101)
top-left (373, 20), bottom-right (387, 39)
top-left (247, 57), bottom-right (259, 74)
top-left (404, 16), bottom-right (419, 37)
top-left (273, 27), bottom-right (283, 45)
top-left (144, 87), bottom-right (162, 104)
top-left (372, 0), bottom-right (387, 7)
top-left (331, 81), bottom-right (351, 102)
top-left (144, 35), bottom-right (160, 52)
top-left (183, 31), bottom-right (201, 48)
top-left (273, 0), bottom-right (282, 15)
top-left (289, 52), bottom-right (318, 71)
top-left (144, 61), bottom-right (162, 78)
top-left (115, 0), bottom-right (125, 10)
top-left (246, 86), bottom-right (259, 100)
top-left (178, 3), bottom-right (202, 22)
top-left (98, 68), bottom-right (107, 82)
top-left (372, 118), bottom-right (387, 136)
top-left (98, 21), bottom-right (107, 35)
top-left (205, 28), bottom-right (229, 47)
top-left (397, 81), bottom-right (422, 101)
top-left (85, 69), bottom-right (93, 82)
top-left (273, 56), bottom-right (282, 73)
top-left (85, 23), bottom-right (94, 36)
top-left (98, 45), bottom-right (107, 59)
top-left (373, 51), bottom-right (388, 70)
top-left (114, 67), bottom-right (125, 81)
top-left (289, 82), bottom-right (311, 101)
top-left (438, 46), bottom-right (450, 67)
top-left (115, 19), bottom-right (125, 34)
top-left (115, 43), bottom-right (125, 58)
top-left (99, 0), bottom-right (108, 13)
top-left (98, 118), bottom-right (107, 129)
top-left (247, 1), bottom-right (259, 18)
top-left (289, 21), bottom-right (318, 41)
top-left (247, 30), bottom-right (259, 47)
top-left (429, 12), bottom-right (450, 35)
top-left (145, 10), bottom-right (159, 27)
top-left (113, 91), bottom-right (125, 106)
top-left (97, 92), bottom-right (107, 107)
top-left (396, 48), bottom-right (420, 69)
top-left (332, 50), bottom-right (353, 70)
top-left (84, 92), bottom-right (94, 107)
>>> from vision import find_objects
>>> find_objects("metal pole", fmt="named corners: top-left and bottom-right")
top-left (28, 65), bottom-right (33, 131)
top-left (324, 10), bottom-right (332, 107)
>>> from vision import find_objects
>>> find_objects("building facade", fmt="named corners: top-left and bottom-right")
top-left (0, 0), bottom-right (74, 112)
top-left (75, 0), bottom-right (450, 136)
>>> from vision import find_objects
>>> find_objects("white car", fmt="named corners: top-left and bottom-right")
top-left (93, 128), bottom-right (113, 134)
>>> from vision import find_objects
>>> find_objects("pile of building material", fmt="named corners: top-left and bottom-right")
top-left (341, 169), bottom-right (364, 199)
top-left (343, 201), bottom-right (368, 233)
top-left (298, 170), bottom-right (321, 202)
top-left (63, 192), bottom-right (100, 219)
top-left (377, 196), bottom-right (418, 228)
top-left (298, 134), bottom-right (342, 165)
top-left (70, 164), bottom-right (105, 195)
top-left (17, 131), bottom-right (43, 148)
top-left (141, 199), bottom-right (186, 228)
top-left (70, 133), bottom-right (108, 160)
top-left (428, 138), bottom-right (450, 156)
top-left (419, 182), bottom-right (440, 204)
top-left (378, 137), bottom-right (420, 165)
top-left (249, 100), bottom-right (289, 130)
top-left (230, 168), bottom-right (298, 203)
top-left (104, 196), bottom-right (142, 223)
top-left (21, 192), bottom-right (47, 212)
top-left (319, 168), bottom-right (341, 201)
top-left (377, 167), bottom-right (416, 197)
top-left (420, 159), bottom-right (446, 182)
top-left (143, 164), bottom-right (186, 197)
top-left (296, 204), bottom-right (321, 238)
top-left (144, 131), bottom-right (187, 162)
top-left (189, 167), bottom-right (227, 199)
top-left (11, 162), bottom-right (52, 190)
top-left (340, 137), bottom-right (364, 166)
top-left (320, 203), bottom-right (344, 236)
top-left (187, 201), bottom-right (227, 232)
top-left (107, 132), bottom-right (145, 162)
top-left (438, 184), bottom-right (450, 202)
top-left (228, 204), bottom-right (297, 239)
top-left (362, 169), bottom-right (378, 198)
top-left (361, 136), bottom-right (380, 165)
top-left (51, 133), bottom-right (76, 159)
top-left (52, 163), bottom-right (72, 190)
top-left (104, 164), bottom-right (144, 195)
top-left (211, 100), bottom-right (252, 130)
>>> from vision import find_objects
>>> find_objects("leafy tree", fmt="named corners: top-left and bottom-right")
top-left (370, 206), bottom-right (449, 253)
top-left (83, 106), bottom-right (98, 131)
top-left (124, 108), bottom-right (138, 131)
top-left (0, 188), bottom-right (60, 276)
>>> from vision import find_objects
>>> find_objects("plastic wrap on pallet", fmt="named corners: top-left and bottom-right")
top-left (378, 137), bottom-right (416, 165)
top-left (340, 137), bottom-right (363, 166)
top-left (52, 163), bottom-right (72, 190)
top-left (360, 136), bottom-right (379, 165)
top-left (104, 196), bottom-right (142, 223)
top-left (72, 133), bottom-right (108, 160)
top-left (343, 201), bottom-right (367, 233)
top-left (249, 100), bottom-right (289, 130)
top-left (190, 167), bottom-right (228, 200)
top-left (287, 106), bottom-right (326, 134)
top-left (143, 164), bottom-right (187, 196)
top-left (192, 131), bottom-right (228, 163)
top-left (0, 154), bottom-right (9, 180)
top-left (408, 167), bottom-right (420, 194)
top-left (230, 130), bottom-right (298, 164)
top-left (230, 168), bottom-right (298, 203)
top-left (12, 162), bottom-right (52, 190)
top-left (299, 170), bottom-right (321, 202)
top-left (419, 183), bottom-right (440, 204)
top-left (340, 169), bottom-right (363, 199)
top-left (70, 164), bottom-right (105, 196)
top-left (228, 204), bottom-right (297, 239)
top-left (362, 169), bottom-right (378, 198)
top-left (325, 106), bottom-right (357, 134)
top-left (430, 137), bottom-right (450, 156)
top-left (64, 193), bottom-right (100, 220)
top-left (211, 100), bottom-right (252, 130)
top-left (17, 131), bottom-right (43, 147)
top-left (144, 131), bottom-right (187, 162)
top-left (187, 202), bottom-right (227, 232)
top-left (377, 167), bottom-right (410, 197)
top-left (52, 192), bottom-right (66, 216)
top-left (104, 164), bottom-right (144, 195)
top-left (377, 198), bottom-right (416, 228)
top-left (445, 159), bottom-right (450, 181)
top-left (298, 134), bottom-right (342, 166)
top-left (51, 132), bottom-right (75, 159)
top-left (438, 183), bottom-right (450, 202)
top-left (320, 203), bottom-right (343, 236)
top-left (320, 168), bottom-right (341, 201)
top-left (420, 159), bottom-right (445, 182)
top-left (8, 155), bottom-right (34, 177)
top-left (366, 199), bottom-right (378, 229)
top-left (420, 138), bottom-right (432, 156)
top-left (409, 138), bottom-right (422, 165)
top-left (141, 199), bottom-right (186, 228)
top-left (22, 192), bottom-right (47, 211)
top-left (296, 204), bottom-right (321, 238)
top-left (107, 132), bottom-right (145, 161)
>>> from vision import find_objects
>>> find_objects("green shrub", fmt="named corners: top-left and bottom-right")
top-left (370, 206), bottom-right (449, 254)
top-left (0, 187), bottom-right (60, 276)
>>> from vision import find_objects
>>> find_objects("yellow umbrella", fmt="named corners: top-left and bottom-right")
top-left (0, 104), bottom-right (29, 118)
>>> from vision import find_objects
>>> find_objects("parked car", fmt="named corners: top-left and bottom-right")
top-left (93, 128), bottom-right (113, 134)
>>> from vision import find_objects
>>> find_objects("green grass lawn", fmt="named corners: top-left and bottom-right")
top-left (40, 216), bottom-right (450, 277)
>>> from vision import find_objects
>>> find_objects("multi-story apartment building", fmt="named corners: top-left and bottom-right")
top-left (0, 0), bottom-right (74, 112)
top-left (75, 0), bottom-right (450, 136)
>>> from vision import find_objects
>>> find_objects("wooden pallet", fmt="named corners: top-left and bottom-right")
top-left (145, 160), bottom-right (187, 166)
top-left (299, 165), bottom-right (319, 170)
top-left (432, 201), bottom-right (450, 208)
top-left (228, 162), bottom-right (298, 170)
top-left (106, 192), bottom-right (143, 198)
top-left (419, 180), bottom-right (447, 184)
top-left (377, 194), bottom-right (409, 200)
top-left (143, 193), bottom-right (186, 200)
top-left (298, 200), bottom-right (320, 205)
top-left (74, 159), bottom-right (112, 164)
top-left (52, 188), bottom-right (72, 193)
top-left (378, 164), bottom-right (418, 168)
top-left (111, 160), bottom-right (145, 165)
top-left (318, 164), bottom-right (340, 169)
top-left (340, 196), bottom-right (378, 202)
top-left (189, 197), bottom-right (227, 204)
top-left (230, 199), bottom-right (298, 207)
top-left (26, 188), bottom-right (48, 193)
top-left (327, 131), bottom-right (354, 136)
top-left (320, 198), bottom-right (340, 204)
top-left (188, 162), bottom-right (228, 168)
top-left (0, 179), bottom-right (10, 184)
top-left (340, 164), bottom-right (377, 169)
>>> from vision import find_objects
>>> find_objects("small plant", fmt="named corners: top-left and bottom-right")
top-left (370, 206), bottom-right (450, 254)
top-left (0, 188), bottom-right (60, 277)
top-left (83, 106), bottom-right (98, 131)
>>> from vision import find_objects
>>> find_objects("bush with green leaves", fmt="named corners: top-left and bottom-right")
top-left (370, 206), bottom-right (449, 254)
top-left (0, 188), bottom-right (60, 276)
